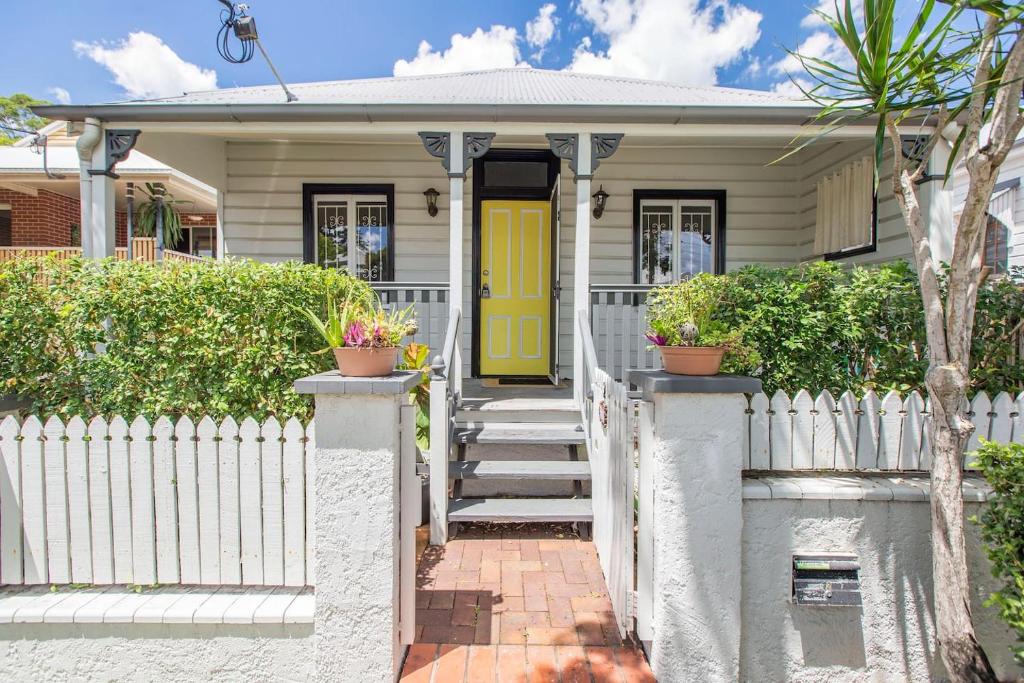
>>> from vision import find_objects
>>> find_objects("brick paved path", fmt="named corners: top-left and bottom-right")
top-left (401, 524), bottom-right (655, 682)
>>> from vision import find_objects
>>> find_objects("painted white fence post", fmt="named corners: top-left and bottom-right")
top-left (294, 370), bottom-right (421, 683)
top-left (630, 370), bottom-right (762, 683)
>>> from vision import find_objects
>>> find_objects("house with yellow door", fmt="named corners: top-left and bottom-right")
top-left (39, 68), bottom-right (945, 400)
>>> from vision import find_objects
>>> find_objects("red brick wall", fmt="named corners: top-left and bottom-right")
top-left (116, 211), bottom-right (218, 250)
top-left (0, 189), bottom-right (80, 246)
top-left (0, 192), bottom-right (217, 249)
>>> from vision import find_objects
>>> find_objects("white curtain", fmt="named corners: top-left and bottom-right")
top-left (815, 157), bottom-right (874, 255)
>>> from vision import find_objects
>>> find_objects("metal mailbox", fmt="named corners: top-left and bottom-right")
top-left (792, 553), bottom-right (862, 607)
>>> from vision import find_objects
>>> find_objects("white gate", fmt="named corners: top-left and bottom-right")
top-left (586, 367), bottom-right (636, 638)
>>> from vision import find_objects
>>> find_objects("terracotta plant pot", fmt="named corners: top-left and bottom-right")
top-left (658, 345), bottom-right (726, 376)
top-left (332, 346), bottom-right (400, 377)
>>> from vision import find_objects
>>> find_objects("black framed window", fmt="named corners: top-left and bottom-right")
top-left (818, 158), bottom-right (878, 261)
top-left (302, 184), bottom-right (395, 282)
top-left (0, 207), bottom-right (10, 247)
top-left (984, 214), bottom-right (1009, 275)
top-left (633, 190), bottom-right (726, 283)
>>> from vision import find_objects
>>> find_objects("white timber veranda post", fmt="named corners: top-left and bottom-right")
top-left (629, 369), bottom-right (762, 683)
top-left (81, 126), bottom-right (116, 259)
top-left (448, 132), bottom-right (464, 399)
top-left (923, 138), bottom-right (955, 265)
top-left (573, 136), bottom-right (593, 407)
top-left (294, 369), bottom-right (422, 683)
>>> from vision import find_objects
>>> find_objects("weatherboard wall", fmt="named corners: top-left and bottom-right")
top-left (223, 138), bottom-right (853, 376)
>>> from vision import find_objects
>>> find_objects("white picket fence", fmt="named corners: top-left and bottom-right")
top-left (745, 389), bottom-right (1024, 471)
top-left (0, 414), bottom-right (314, 587)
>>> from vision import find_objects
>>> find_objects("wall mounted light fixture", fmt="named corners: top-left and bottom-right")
top-left (423, 187), bottom-right (440, 217)
top-left (592, 185), bottom-right (609, 220)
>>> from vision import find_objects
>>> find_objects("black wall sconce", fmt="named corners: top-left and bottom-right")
top-left (592, 185), bottom-right (609, 220)
top-left (423, 187), bottom-right (440, 217)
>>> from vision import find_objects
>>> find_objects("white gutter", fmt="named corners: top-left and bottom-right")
top-left (75, 117), bottom-right (102, 258)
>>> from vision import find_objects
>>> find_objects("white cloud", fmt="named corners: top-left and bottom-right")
top-left (73, 31), bottom-right (217, 100)
top-left (769, 31), bottom-right (849, 77)
top-left (568, 0), bottom-right (763, 86)
top-left (393, 26), bottom-right (529, 77)
top-left (800, 0), bottom-right (863, 28)
top-left (526, 3), bottom-right (559, 60)
top-left (771, 77), bottom-right (812, 98)
top-left (47, 87), bottom-right (71, 105)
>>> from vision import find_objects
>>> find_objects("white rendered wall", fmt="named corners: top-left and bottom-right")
top-left (0, 623), bottom-right (312, 681)
top-left (740, 497), bottom-right (1023, 681)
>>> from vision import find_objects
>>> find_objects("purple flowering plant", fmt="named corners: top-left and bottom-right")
top-left (295, 291), bottom-right (417, 351)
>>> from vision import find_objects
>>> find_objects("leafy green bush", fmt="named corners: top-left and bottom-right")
top-left (0, 257), bottom-right (371, 420)
top-left (714, 261), bottom-right (1023, 396)
top-left (645, 273), bottom-right (760, 371)
top-left (973, 440), bottom-right (1024, 665)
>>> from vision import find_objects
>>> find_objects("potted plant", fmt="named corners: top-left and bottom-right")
top-left (644, 274), bottom-right (750, 376)
top-left (134, 182), bottom-right (186, 247)
top-left (296, 293), bottom-right (417, 377)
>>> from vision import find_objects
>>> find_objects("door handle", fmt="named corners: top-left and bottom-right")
top-left (480, 283), bottom-right (491, 298)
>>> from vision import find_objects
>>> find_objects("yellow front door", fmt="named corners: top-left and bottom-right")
top-left (480, 200), bottom-right (551, 376)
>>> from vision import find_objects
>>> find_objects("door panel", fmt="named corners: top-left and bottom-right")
top-left (480, 200), bottom-right (551, 375)
top-left (548, 175), bottom-right (561, 382)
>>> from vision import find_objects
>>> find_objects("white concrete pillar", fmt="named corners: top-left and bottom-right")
top-left (294, 370), bottom-right (421, 683)
top-left (630, 370), bottom-right (762, 683)
top-left (573, 136), bottom-right (593, 406)
top-left (448, 133), bottom-right (464, 398)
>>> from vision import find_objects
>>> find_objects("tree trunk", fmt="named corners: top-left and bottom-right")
top-left (926, 364), bottom-right (997, 682)
top-left (886, 134), bottom-right (998, 682)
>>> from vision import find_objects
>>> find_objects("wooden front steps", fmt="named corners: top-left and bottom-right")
top-left (447, 393), bottom-right (591, 536)
top-left (448, 497), bottom-right (593, 523)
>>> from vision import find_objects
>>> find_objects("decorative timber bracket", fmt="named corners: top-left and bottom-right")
top-left (419, 131), bottom-right (495, 178)
top-left (900, 134), bottom-right (945, 185)
top-left (87, 129), bottom-right (141, 179)
top-left (546, 133), bottom-right (624, 180)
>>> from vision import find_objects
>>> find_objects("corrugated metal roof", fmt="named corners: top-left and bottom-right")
top-left (0, 146), bottom-right (174, 173)
top-left (116, 68), bottom-right (810, 108)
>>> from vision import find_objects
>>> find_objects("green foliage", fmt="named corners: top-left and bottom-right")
top-left (0, 257), bottom-right (371, 421)
top-left (134, 183), bottom-right (184, 247)
top-left (398, 342), bottom-right (432, 450)
top-left (973, 440), bottom-right (1024, 665)
top-left (645, 274), bottom-right (760, 372)
top-left (709, 261), bottom-right (1023, 396)
top-left (294, 293), bottom-right (416, 349)
top-left (0, 93), bottom-right (49, 146)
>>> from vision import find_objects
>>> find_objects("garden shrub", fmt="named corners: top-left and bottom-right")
top-left (0, 257), bottom-right (371, 420)
top-left (714, 261), bottom-right (1023, 396)
top-left (973, 440), bottom-right (1024, 665)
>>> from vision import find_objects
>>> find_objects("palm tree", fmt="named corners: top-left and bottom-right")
top-left (785, 2), bottom-right (1022, 680)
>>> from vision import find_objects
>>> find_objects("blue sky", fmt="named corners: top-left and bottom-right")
top-left (0, 0), bottom-right (871, 104)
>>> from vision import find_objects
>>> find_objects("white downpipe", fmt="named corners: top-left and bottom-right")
top-left (76, 118), bottom-right (102, 258)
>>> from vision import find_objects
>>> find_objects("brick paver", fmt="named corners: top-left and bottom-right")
top-left (402, 523), bottom-right (655, 682)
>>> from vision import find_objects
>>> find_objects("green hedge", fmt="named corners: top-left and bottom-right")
top-left (1, 257), bottom-right (1020, 421)
top-left (974, 440), bottom-right (1024, 665)
top-left (715, 261), bottom-right (1024, 396)
top-left (0, 257), bottom-right (371, 420)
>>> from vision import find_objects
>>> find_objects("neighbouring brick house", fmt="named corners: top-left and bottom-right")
top-left (0, 121), bottom-right (218, 256)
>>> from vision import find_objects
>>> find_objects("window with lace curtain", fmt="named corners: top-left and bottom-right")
top-left (815, 157), bottom-right (877, 259)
